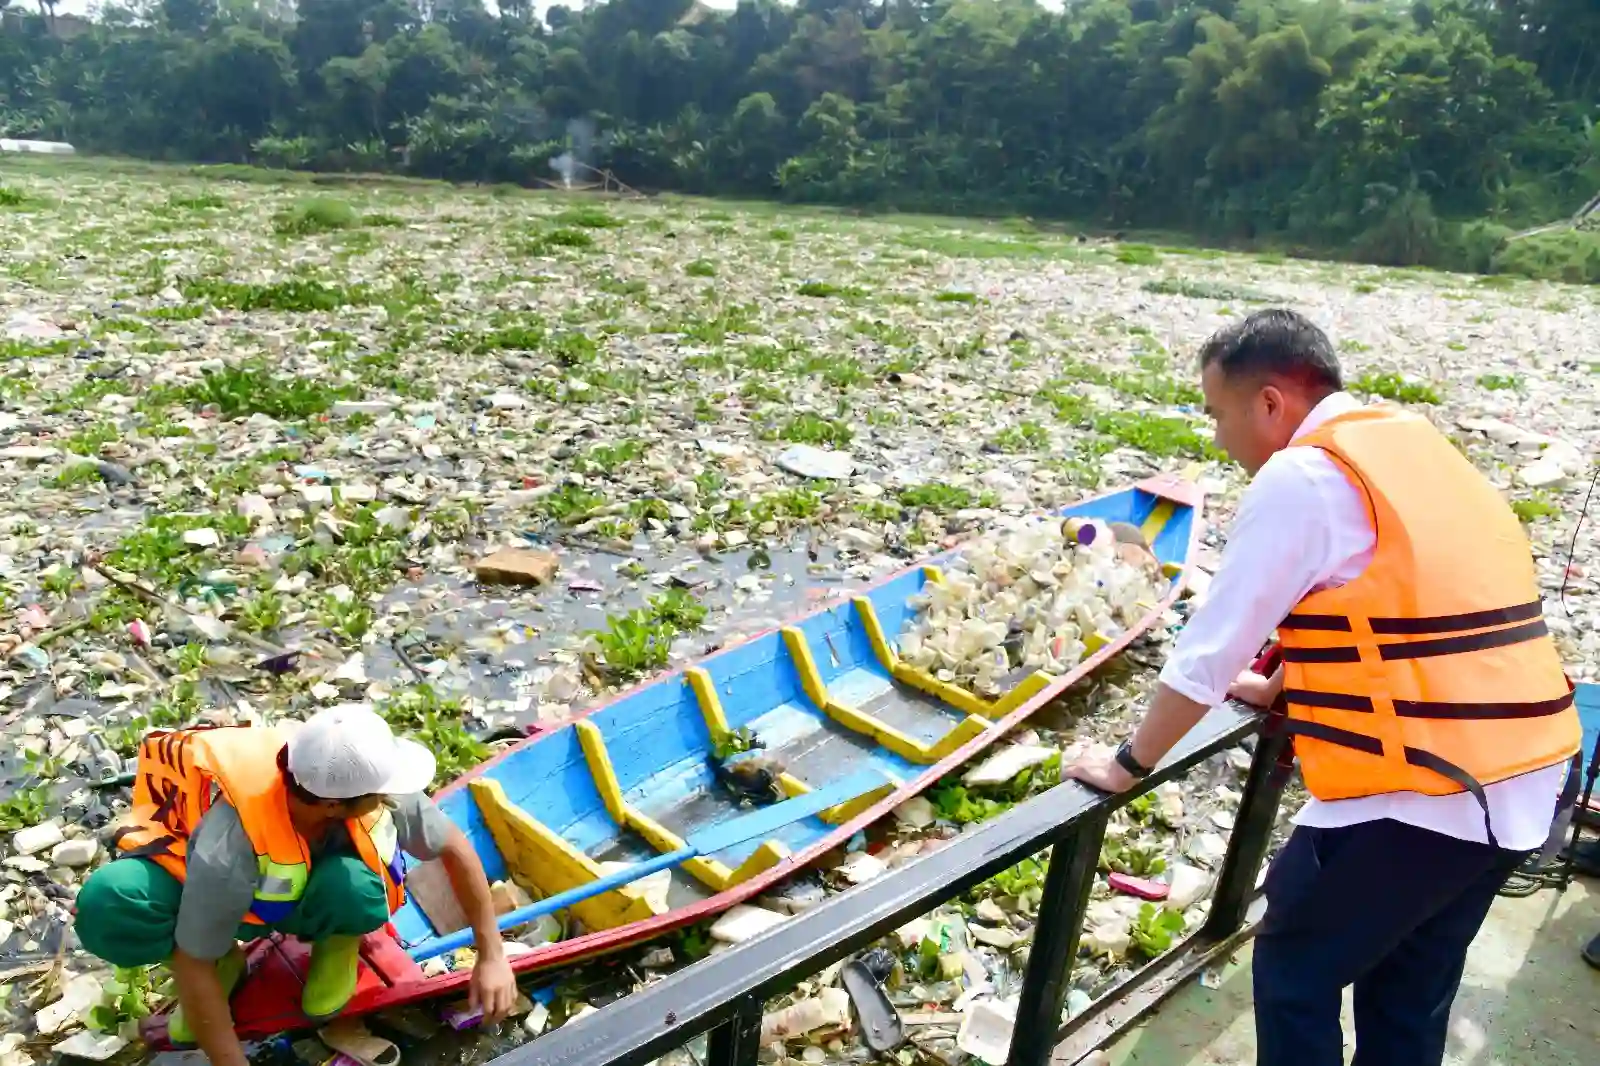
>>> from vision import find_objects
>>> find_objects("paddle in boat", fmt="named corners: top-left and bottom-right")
top-left (140, 470), bottom-right (1203, 1047)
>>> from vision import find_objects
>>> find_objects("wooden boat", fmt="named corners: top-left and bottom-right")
top-left (142, 472), bottom-right (1202, 1046)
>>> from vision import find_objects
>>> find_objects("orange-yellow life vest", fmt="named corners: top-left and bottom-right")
top-left (112, 724), bottom-right (406, 925)
top-left (1274, 405), bottom-right (1581, 845)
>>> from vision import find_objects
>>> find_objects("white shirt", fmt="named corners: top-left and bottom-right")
top-left (1159, 391), bottom-right (1566, 850)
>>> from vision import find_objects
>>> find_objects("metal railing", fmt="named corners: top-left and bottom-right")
top-left (496, 701), bottom-right (1291, 1066)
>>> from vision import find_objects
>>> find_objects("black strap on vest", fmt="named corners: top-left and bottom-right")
top-left (1367, 600), bottom-right (1543, 635)
top-left (1267, 719), bottom-right (1501, 848)
top-left (109, 825), bottom-right (180, 859)
top-left (1282, 689), bottom-right (1575, 721)
top-left (1280, 600), bottom-right (1543, 636)
top-left (1279, 619), bottom-right (1551, 665)
top-left (1379, 619), bottom-right (1550, 662)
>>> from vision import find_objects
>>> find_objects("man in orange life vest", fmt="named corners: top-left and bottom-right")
top-left (1066, 309), bottom-right (1581, 1065)
top-left (74, 706), bottom-right (517, 1066)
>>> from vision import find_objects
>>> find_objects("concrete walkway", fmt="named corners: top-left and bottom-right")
top-left (1103, 877), bottom-right (1600, 1066)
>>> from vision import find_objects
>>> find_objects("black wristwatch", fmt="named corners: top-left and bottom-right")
top-left (1114, 739), bottom-right (1153, 779)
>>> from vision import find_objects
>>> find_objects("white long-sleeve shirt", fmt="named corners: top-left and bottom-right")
top-left (1158, 391), bottom-right (1566, 850)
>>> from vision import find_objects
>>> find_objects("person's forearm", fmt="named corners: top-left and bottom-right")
top-left (441, 835), bottom-right (506, 961)
top-left (1262, 664), bottom-right (1285, 702)
top-left (171, 950), bottom-right (249, 1066)
top-left (1128, 683), bottom-right (1213, 769)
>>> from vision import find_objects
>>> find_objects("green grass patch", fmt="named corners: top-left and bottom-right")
top-left (584, 439), bottom-right (646, 474)
top-left (107, 512), bottom-right (252, 589)
top-left (1, 338), bottom-right (72, 361)
top-left (538, 484), bottom-right (605, 524)
top-left (1493, 228), bottom-right (1600, 285)
top-left (553, 206), bottom-right (625, 229)
top-left (50, 462), bottom-right (104, 489)
top-left (1477, 373), bottom-right (1522, 392)
top-left (1048, 358), bottom-right (1202, 407)
top-left (777, 413), bottom-right (853, 446)
top-left (1351, 372), bottom-right (1441, 405)
top-left (63, 421), bottom-right (120, 456)
top-left (595, 273), bottom-right (649, 297)
top-left (0, 787), bottom-right (48, 830)
top-left (1143, 277), bottom-right (1272, 302)
top-left (165, 191), bottom-right (228, 210)
top-left (892, 232), bottom-right (1080, 261)
top-left (797, 280), bottom-right (866, 299)
top-left (446, 318), bottom-right (548, 355)
top-left (94, 317), bottom-right (158, 336)
top-left (933, 290), bottom-right (980, 304)
top-left (146, 304), bottom-right (208, 321)
top-left (521, 228), bottom-right (596, 255)
top-left (649, 587), bottom-right (709, 630)
top-left (685, 259), bottom-right (718, 278)
top-left (587, 586), bottom-right (711, 683)
top-left (898, 483), bottom-right (996, 513)
top-left (1090, 410), bottom-right (1218, 459)
top-left (1115, 244), bottom-right (1161, 266)
top-left (162, 361), bottom-right (355, 420)
top-left (1510, 493), bottom-right (1559, 523)
top-left (180, 276), bottom-right (372, 312)
top-left (272, 197), bottom-right (360, 235)
top-left (990, 420), bottom-right (1050, 452)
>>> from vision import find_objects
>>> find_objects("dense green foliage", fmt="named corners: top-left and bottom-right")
top-left (5, 1), bottom-right (1600, 276)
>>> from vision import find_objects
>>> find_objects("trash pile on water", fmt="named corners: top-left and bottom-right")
top-left (897, 516), bottom-right (1170, 697)
top-left (0, 158), bottom-right (1596, 1066)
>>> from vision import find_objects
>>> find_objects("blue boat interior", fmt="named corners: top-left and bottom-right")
top-left (392, 485), bottom-right (1194, 956)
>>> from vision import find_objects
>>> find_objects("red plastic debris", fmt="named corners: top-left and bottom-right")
top-left (1107, 872), bottom-right (1170, 901)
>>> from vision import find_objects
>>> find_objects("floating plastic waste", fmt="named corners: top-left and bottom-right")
top-left (897, 516), bottom-right (1166, 695)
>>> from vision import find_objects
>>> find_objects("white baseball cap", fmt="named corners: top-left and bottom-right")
top-left (286, 705), bottom-right (438, 800)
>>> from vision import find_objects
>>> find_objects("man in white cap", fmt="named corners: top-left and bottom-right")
top-left (76, 706), bottom-right (517, 1066)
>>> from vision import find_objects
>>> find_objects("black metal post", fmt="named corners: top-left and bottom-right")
top-left (1006, 809), bottom-right (1111, 1066)
top-left (705, 995), bottom-right (763, 1066)
top-left (1201, 728), bottom-right (1290, 941)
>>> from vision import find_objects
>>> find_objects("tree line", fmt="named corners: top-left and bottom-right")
top-left (4, 0), bottom-right (1600, 279)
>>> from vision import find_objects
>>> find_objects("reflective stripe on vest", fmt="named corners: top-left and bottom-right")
top-left (112, 724), bottom-right (407, 923)
top-left (251, 857), bottom-right (310, 924)
top-left (1273, 405), bottom-right (1582, 847)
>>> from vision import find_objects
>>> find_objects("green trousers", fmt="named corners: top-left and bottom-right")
top-left (74, 856), bottom-right (390, 968)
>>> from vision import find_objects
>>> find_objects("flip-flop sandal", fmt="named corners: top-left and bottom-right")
top-left (840, 951), bottom-right (904, 1053)
top-left (318, 1019), bottom-right (402, 1066)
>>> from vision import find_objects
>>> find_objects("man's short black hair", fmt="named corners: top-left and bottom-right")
top-left (1198, 308), bottom-right (1343, 395)
top-left (276, 744), bottom-right (377, 808)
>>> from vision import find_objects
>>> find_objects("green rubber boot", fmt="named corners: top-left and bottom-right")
top-left (168, 946), bottom-right (247, 1046)
top-left (301, 934), bottom-right (362, 1022)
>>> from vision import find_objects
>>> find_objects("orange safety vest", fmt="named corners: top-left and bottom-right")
top-left (111, 724), bottom-right (406, 925)
top-left (1274, 405), bottom-right (1581, 846)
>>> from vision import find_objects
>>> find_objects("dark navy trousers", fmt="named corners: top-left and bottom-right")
top-left (1252, 819), bottom-right (1527, 1066)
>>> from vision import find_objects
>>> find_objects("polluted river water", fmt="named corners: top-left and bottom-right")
top-left (3, 155), bottom-right (1599, 1066)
